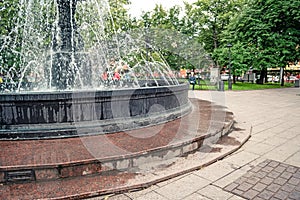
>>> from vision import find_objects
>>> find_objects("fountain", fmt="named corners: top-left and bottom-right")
top-left (0, 0), bottom-right (191, 140)
top-left (0, 2), bottom-right (238, 197)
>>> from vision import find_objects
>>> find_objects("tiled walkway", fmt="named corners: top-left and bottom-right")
top-left (225, 159), bottom-right (300, 200)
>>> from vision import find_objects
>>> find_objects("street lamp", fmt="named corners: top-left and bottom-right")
top-left (227, 43), bottom-right (233, 90)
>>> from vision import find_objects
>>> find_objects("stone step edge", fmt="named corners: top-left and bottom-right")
top-left (53, 122), bottom-right (252, 200)
top-left (0, 120), bottom-right (234, 184)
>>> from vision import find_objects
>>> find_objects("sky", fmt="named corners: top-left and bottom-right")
top-left (127, 0), bottom-right (196, 18)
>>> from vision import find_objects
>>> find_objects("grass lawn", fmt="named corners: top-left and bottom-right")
top-left (184, 79), bottom-right (295, 91)
top-left (228, 82), bottom-right (294, 90)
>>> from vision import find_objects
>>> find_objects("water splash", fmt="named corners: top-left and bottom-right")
top-left (0, 0), bottom-right (178, 93)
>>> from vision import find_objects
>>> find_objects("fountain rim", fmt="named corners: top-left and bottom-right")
top-left (0, 82), bottom-right (189, 101)
top-left (0, 82), bottom-right (191, 140)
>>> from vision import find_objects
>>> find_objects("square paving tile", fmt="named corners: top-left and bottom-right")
top-left (154, 174), bottom-right (210, 200)
top-left (224, 159), bottom-right (300, 200)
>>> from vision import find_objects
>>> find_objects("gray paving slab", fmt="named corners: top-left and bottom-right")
top-left (197, 185), bottom-right (234, 199)
top-left (183, 193), bottom-right (213, 200)
top-left (134, 191), bottom-right (168, 200)
top-left (193, 160), bottom-right (236, 181)
top-left (285, 151), bottom-right (300, 167)
top-left (153, 173), bottom-right (211, 200)
top-left (125, 185), bottom-right (160, 199)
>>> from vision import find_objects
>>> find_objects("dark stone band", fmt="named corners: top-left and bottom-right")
top-left (0, 83), bottom-right (191, 140)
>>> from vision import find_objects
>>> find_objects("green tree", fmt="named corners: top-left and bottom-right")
top-left (0, 0), bottom-right (57, 81)
top-left (136, 5), bottom-right (188, 70)
top-left (135, 4), bottom-right (213, 71)
top-left (107, 0), bottom-right (131, 33)
top-left (0, 0), bottom-right (22, 76)
top-left (191, 0), bottom-right (244, 53)
top-left (224, 0), bottom-right (300, 84)
top-left (214, 41), bottom-right (251, 83)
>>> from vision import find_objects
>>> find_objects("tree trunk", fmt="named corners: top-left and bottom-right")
top-left (233, 69), bottom-right (236, 84)
top-left (212, 23), bottom-right (218, 49)
top-left (257, 68), bottom-right (267, 84)
top-left (280, 67), bottom-right (285, 86)
top-left (264, 70), bottom-right (268, 83)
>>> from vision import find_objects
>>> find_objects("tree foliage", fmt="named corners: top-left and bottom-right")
top-left (220, 0), bottom-right (300, 83)
top-left (0, 0), bottom-right (22, 75)
top-left (107, 0), bottom-right (131, 33)
top-left (2, 0), bottom-right (300, 79)
top-left (191, 0), bottom-right (244, 53)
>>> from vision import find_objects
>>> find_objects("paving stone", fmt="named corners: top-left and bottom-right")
top-left (252, 183), bottom-right (268, 192)
top-left (287, 166), bottom-right (298, 173)
top-left (135, 191), bottom-right (168, 200)
top-left (281, 183), bottom-right (296, 193)
top-left (263, 159), bottom-right (272, 165)
top-left (225, 160), bottom-right (300, 200)
top-left (269, 197), bottom-right (281, 200)
top-left (222, 151), bottom-right (259, 168)
top-left (197, 185), bottom-right (233, 200)
top-left (280, 171), bottom-right (293, 180)
top-left (242, 171), bottom-right (255, 178)
top-left (260, 177), bottom-right (274, 185)
top-left (154, 174), bottom-right (210, 200)
top-left (268, 161), bottom-right (280, 168)
top-left (246, 176), bottom-right (260, 185)
top-left (183, 193), bottom-right (211, 200)
top-left (266, 183), bottom-right (281, 193)
top-left (293, 170), bottom-right (300, 179)
top-left (251, 166), bottom-right (263, 173)
top-left (228, 195), bottom-right (246, 200)
top-left (224, 182), bottom-right (239, 192)
top-left (193, 160), bottom-right (236, 182)
top-left (126, 185), bottom-right (159, 199)
top-left (278, 163), bottom-right (290, 170)
top-left (274, 166), bottom-right (286, 173)
top-left (273, 177), bottom-right (288, 185)
top-left (288, 177), bottom-right (300, 186)
top-left (267, 171), bottom-right (281, 179)
top-left (105, 194), bottom-right (132, 200)
top-left (91, 194), bottom-right (131, 200)
top-left (273, 190), bottom-right (289, 199)
top-left (243, 189), bottom-right (259, 199)
top-left (286, 152), bottom-right (300, 167)
top-left (288, 190), bottom-right (300, 200)
top-left (235, 177), bottom-right (248, 185)
top-left (258, 160), bottom-right (271, 168)
top-left (257, 190), bottom-right (274, 199)
top-left (256, 171), bottom-right (268, 178)
top-left (232, 188), bottom-right (244, 196)
top-left (244, 142), bottom-right (275, 155)
top-left (237, 182), bottom-right (253, 192)
top-left (261, 136), bottom-right (288, 147)
top-left (252, 197), bottom-right (264, 200)
top-left (262, 166), bottom-right (274, 173)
